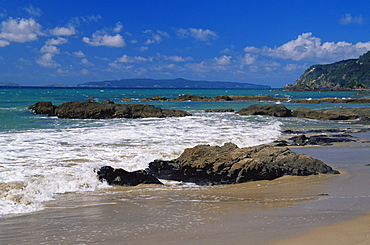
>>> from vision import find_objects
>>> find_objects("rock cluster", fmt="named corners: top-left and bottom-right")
top-left (28, 100), bottom-right (191, 119)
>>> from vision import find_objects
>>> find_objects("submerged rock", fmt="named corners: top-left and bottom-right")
top-left (147, 143), bottom-right (339, 185)
top-left (97, 166), bottom-right (162, 186)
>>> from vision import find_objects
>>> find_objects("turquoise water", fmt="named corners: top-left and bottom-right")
top-left (0, 87), bottom-right (367, 131)
top-left (0, 87), bottom-right (368, 215)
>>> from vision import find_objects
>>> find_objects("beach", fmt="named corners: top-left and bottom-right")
top-left (1, 134), bottom-right (369, 244)
top-left (1, 87), bottom-right (370, 244)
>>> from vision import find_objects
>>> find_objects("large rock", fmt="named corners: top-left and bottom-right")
top-left (29, 100), bottom-right (191, 119)
top-left (97, 166), bottom-right (162, 186)
top-left (236, 104), bottom-right (293, 117)
top-left (147, 143), bottom-right (339, 185)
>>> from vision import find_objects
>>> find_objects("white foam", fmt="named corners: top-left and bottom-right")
top-left (0, 112), bottom-right (281, 215)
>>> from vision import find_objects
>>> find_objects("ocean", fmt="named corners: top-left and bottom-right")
top-left (0, 87), bottom-right (368, 216)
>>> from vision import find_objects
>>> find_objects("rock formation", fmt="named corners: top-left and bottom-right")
top-left (29, 100), bottom-right (191, 119)
top-left (147, 143), bottom-right (339, 185)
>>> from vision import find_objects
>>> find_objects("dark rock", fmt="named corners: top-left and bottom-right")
top-left (272, 140), bottom-right (289, 146)
top-left (288, 134), bottom-right (356, 146)
top-left (97, 166), bottom-right (162, 186)
top-left (29, 100), bottom-right (192, 119)
top-left (171, 94), bottom-right (214, 101)
top-left (205, 108), bottom-right (235, 112)
top-left (214, 95), bottom-right (289, 102)
top-left (292, 107), bottom-right (370, 120)
top-left (292, 134), bottom-right (309, 146)
top-left (147, 143), bottom-right (339, 185)
top-left (28, 101), bottom-right (57, 116)
top-left (237, 104), bottom-right (293, 117)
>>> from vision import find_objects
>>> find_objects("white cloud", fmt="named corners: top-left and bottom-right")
top-left (162, 55), bottom-right (193, 62)
top-left (40, 45), bottom-right (60, 54)
top-left (45, 37), bottom-right (68, 45)
top-left (283, 63), bottom-right (307, 71)
top-left (242, 53), bottom-right (256, 65)
top-left (114, 22), bottom-right (123, 33)
top-left (116, 54), bottom-right (151, 63)
top-left (340, 14), bottom-right (363, 25)
top-left (83, 32), bottom-right (126, 47)
top-left (50, 26), bottom-right (77, 36)
top-left (176, 28), bottom-right (218, 41)
top-left (0, 8), bottom-right (7, 18)
top-left (69, 15), bottom-right (102, 27)
top-left (57, 68), bottom-right (69, 73)
top-left (24, 5), bottom-right (42, 17)
top-left (73, 50), bottom-right (85, 57)
top-left (0, 18), bottom-right (43, 43)
top-left (0, 39), bottom-right (10, 47)
top-left (143, 30), bottom-right (169, 45)
top-left (245, 32), bottom-right (370, 62)
top-left (215, 55), bottom-right (231, 65)
top-left (36, 53), bottom-right (59, 67)
top-left (81, 58), bottom-right (94, 66)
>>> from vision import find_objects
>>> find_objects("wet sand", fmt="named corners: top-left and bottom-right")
top-left (1, 134), bottom-right (369, 244)
top-left (271, 213), bottom-right (370, 245)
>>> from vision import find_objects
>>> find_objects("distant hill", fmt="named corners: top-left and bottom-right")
top-left (284, 51), bottom-right (370, 91)
top-left (0, 82), bottom-right (21, 87)
top-left (77, 78), bottom-right (271, 89)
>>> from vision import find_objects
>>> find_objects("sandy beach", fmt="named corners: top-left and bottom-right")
top-left (1, 133), bottom-right (370, 244)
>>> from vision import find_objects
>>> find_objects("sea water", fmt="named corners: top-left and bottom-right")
top-left (0, 87), bottom-right (368, 216)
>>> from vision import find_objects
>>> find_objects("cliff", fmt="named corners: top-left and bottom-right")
top-left (284, 51), bottom-right (370, 91)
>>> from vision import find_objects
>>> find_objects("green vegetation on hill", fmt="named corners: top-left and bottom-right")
top-left (285, 51), bottom-right (370, 90)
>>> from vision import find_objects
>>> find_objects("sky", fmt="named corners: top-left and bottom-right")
top-left (0, 0), bottom-right (369, 87)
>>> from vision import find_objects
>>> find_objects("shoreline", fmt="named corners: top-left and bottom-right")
top-left (1, 138), bottom-right (369, 244)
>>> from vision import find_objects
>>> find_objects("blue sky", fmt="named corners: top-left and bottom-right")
top-left (0, 0), bottom-right (369, 87)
